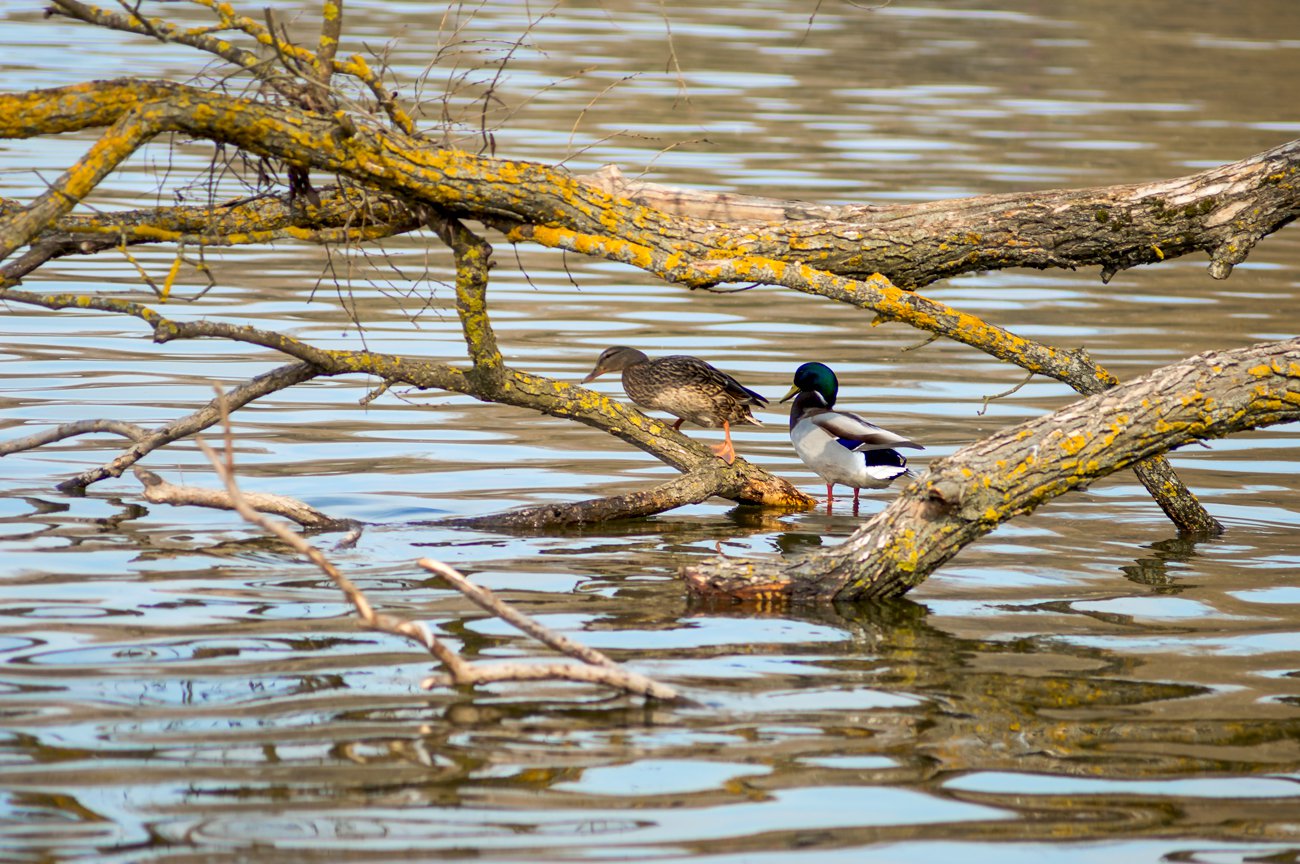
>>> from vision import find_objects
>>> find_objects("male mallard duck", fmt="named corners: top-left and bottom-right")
top-left (781, 361), bottom-right (923, 510)
top-left (582, 346), bottom-right (767, 464)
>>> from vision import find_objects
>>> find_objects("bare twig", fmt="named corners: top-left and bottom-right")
top-left (0, 418), bottom-right (148, 454)
top-left (359, 379), bottom-right (390, 406)
top-left (418, 558), bottom-right (680, 700)
top-left (901, 333), bottom-right (941, 353)
top-left (133, 466), bottom-right (343, 529)
top-left (978, 369), bottom-right (1036, 416)
top-left (47, 0), bottom-right (312, 106)
top-left (188, 386), bottom-right (680, 701)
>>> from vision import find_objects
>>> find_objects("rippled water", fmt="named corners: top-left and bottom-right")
top-left (2, 1), bottom-right (1299, 861)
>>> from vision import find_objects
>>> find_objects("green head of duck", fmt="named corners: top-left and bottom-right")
top-left (781, 361), bottom-right (839, 407)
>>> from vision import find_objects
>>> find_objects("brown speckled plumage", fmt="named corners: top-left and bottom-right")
top-left (581, 346), bottom-right (768, 463)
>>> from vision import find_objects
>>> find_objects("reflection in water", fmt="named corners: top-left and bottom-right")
top-left (5, 587), bottom-right (1298, 858)
top-left (1121, 534), bottom-right (1206, 587)
top-left (773, 529), bottom-right (826, 556)
top-left (2, 0), bottom-right (1300, 860)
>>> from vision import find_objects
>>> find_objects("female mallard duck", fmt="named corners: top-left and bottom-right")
top-left (781, 362), bottom-right (923, 509)
top-left (582, 346), bottom-right (767, 464)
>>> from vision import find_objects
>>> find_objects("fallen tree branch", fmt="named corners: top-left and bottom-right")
top-left (0, 284), bottom-right (808, 510)
top-left (425, 209), bottom-right (813, 521)
top-left (0, 186), bottom-right (421, 285)
top-left (0, 100), bottom-right (154, 263)
top-left (0, 418), bottom-right (148, 452)
top-left (133, 466), bottom-right (346, 529)
top-left (579, 146), bottom-right (1300, 286)
top-left (684, 338), bottom-right (1300, 604)
top-left (2, 11), bottom-right (1291, 534)
top-left (3, 80), bottom-right (1295, 289)
top-left (0, 360), bottom-right (322, 493)
top-left (189, 390), bottom-right (680, 701)
top-left (441, 469), bottom-right (732, 530)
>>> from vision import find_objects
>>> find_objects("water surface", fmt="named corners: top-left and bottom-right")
top-left (1, 1), bottom-right (1298, 861)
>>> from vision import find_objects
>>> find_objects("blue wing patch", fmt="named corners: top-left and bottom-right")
top-left (863, 448), bottom-right (907, 468)
top-left (837, 438), bottom-right (907, 469)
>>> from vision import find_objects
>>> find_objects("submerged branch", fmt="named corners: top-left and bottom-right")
top-left (417, 559), bottom-right (680, 700)
top-left (442, 469), bottom-right (743, 530)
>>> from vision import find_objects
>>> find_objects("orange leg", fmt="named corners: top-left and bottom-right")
top-left (709, 420), bottom-right (737, 464)
top-left (825, 482), bottom-right (835, 513)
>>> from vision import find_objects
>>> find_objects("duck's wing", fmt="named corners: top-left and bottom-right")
top-left (804, 406), bottom-right (923, 451)
top-left (659, 356), bottom-right (768, 406)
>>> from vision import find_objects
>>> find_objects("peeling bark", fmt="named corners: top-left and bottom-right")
top-left (579, 145), bottom-right (1300, 287)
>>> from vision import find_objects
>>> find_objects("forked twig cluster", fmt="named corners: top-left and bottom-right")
top-left (190, 387), bottom-right (680, 702)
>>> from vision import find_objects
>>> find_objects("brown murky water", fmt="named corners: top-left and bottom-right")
top-left (1, 1), bottom-right (1299, 861)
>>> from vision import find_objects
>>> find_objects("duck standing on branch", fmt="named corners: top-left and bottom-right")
top-left (582, 346), bottom-right (768, 465)
top-left (781, 362), bottom-right (923, 512)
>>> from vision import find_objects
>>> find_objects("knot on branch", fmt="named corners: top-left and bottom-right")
top-left (152, 318), bottom-right (180, 342)
top-left (1208, 233), bottom-right (1259, 280)
top-left (920, 476), bottom-right (1002, 525)
top-left (920, 481), bottom-right (960, 520)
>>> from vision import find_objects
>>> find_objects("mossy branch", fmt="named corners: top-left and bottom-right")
top-left (2, 18), bottom-right (1293, 534)
top-left (425, 211), bottom-right (812, 519)
top-left (8, 79), bottom-right (1294, 292)
top-left (0, 102), bottom-right (154, 263)
top-left (0, 284), bottom-right (809, 510)
top-left (0, 187), bottom-right (421, 286)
